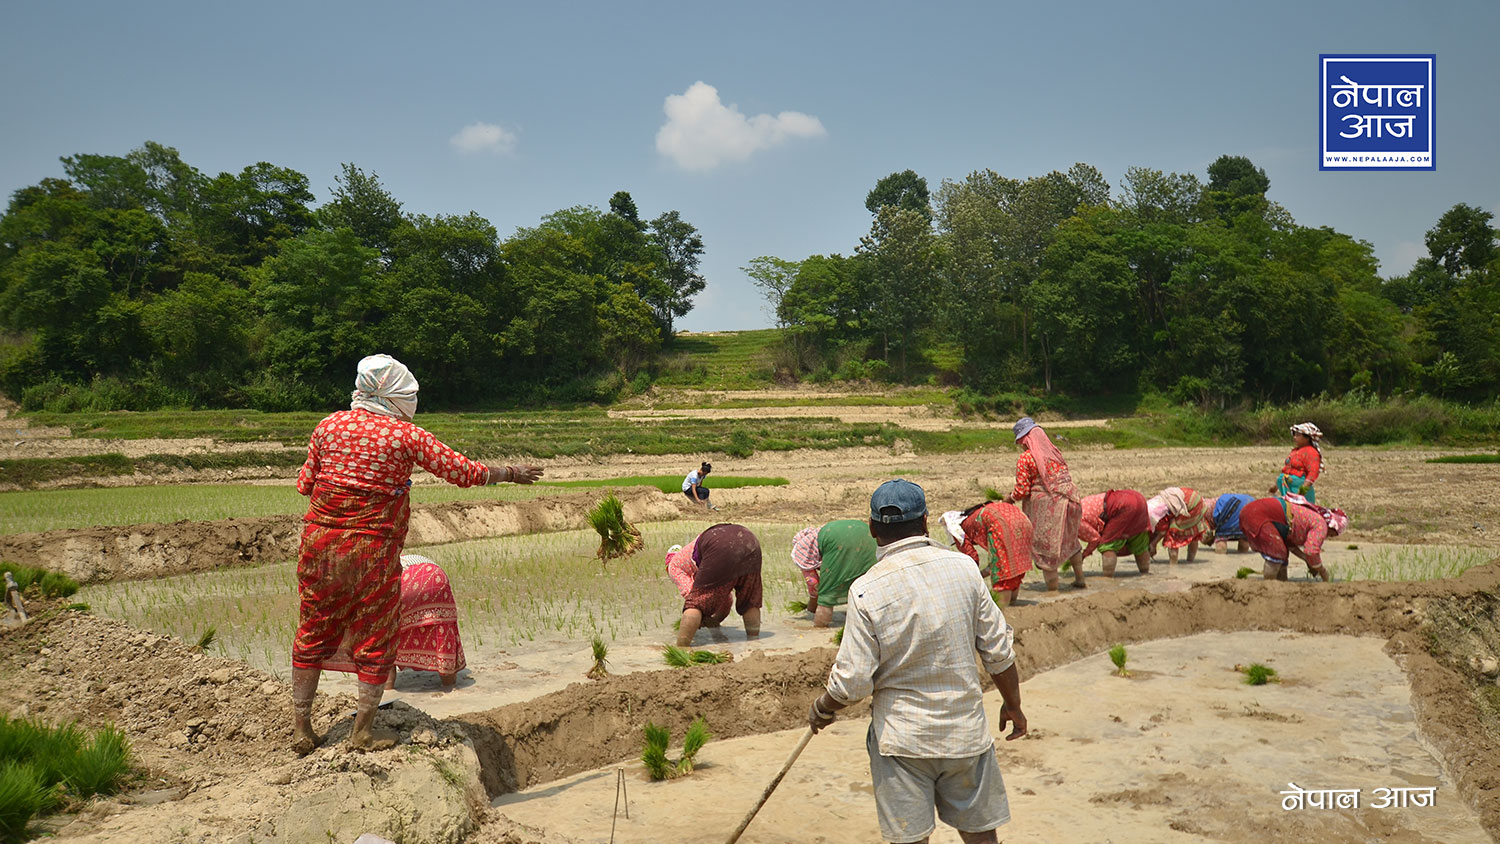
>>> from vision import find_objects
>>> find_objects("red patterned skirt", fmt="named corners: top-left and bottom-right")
top-left (322, 559), bottom-right (467, 678)
top-left (291, 486), bottom-right (408, 686)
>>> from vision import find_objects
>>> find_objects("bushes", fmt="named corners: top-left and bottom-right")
top-left (0, 716), bottom-right (132, 843)
top-left (0, 563), bottom-right (79, 599)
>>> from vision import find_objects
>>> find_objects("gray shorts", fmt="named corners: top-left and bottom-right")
top-left (866, 726), bottom-right (1011, 843)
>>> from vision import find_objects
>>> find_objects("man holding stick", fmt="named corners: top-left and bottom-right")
top-left (808, 479), bottom-right (1027, 844)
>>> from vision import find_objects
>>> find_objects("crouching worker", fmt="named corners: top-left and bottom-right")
top-left (1239, 497), bottom-right (1347, 582)
top-left (665, 524), bottom-right (763, 646)
top-left (1208, 493), bottom-right (1255, 553)
top-left (809, 479), bottom-right (1027, 844)
top-left (940, 501), bottom-right (1035, 605)
top-left (1079, 490), bottom-right (1153, 577)
top-left (790, 519), bottom-right (879, 627)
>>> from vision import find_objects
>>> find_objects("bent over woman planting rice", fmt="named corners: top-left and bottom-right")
top-left (289, 354), bottom-right (541, 754)
top-left (666, 523), bottom-right (764, 646)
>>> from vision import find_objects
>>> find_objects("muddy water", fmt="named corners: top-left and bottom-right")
top-left (490, 632), bottom-right (1489, 844)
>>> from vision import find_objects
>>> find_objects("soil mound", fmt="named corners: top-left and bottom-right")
top-left (459, 563), bottom-right (1500, 838)
top-left (0, 489), bottom-right (682, 584)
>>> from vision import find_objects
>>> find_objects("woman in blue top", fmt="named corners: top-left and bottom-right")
top-left (1209, 493), bottom-right (1255, 553)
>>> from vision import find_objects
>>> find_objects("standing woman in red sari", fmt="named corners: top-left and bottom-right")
top-left (1005, 417), bottom-right (1085, 590)
top-left (290, 354), bottom-right (541, 753)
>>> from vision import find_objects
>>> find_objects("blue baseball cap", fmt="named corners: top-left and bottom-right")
top-left (870, 479), bottom-right (928, 524)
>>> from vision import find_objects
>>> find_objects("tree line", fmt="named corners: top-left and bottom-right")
top-left (0, 142), bottom-right (705, 410)
top-left (746, 157), bottom-right (1500, 405)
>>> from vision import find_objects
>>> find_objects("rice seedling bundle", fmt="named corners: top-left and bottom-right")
top-left (1234, 567), bottom-right (1255, 579)
top-left (588, 495), bottom-right (644, 564)
top-left (587, 634), bottom-right (610, 680)
top-left (661, 645), bottom-right (731, 667)
top-left (639, 718), bottom-right (713, 781)
top-left (1109, 644), bottom-right (1130, 677)
top-left (1241, 663), bottom-right (1279, 686)
top-left (785, 600), bottom-right (808, 613)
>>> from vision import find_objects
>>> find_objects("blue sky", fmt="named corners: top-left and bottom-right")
top-left (3, 1), bottom-right (1495, 330)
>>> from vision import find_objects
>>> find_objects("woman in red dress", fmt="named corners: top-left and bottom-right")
top-left (1005, 417), bottom-right (1085, 590)
top-left (322, 553), bottom-right (468, 689)
top-left (940, 501), bottom-right (1034, 605)
top-left (290, 354), bottom-right (541, 753)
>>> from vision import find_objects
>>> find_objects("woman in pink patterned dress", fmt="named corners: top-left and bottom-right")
top-left (1005, 417), bottom-right (1084, 590)
top-left (322, 553), bottom-right (467, 689)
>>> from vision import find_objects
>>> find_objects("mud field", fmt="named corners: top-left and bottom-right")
top-left (5, 416), bottom-right (1500, 843)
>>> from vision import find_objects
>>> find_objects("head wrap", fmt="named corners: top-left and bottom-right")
top-left (1016, 425), bottom-right (1069, 494)
top-left (1290, 422), bottom-right (1326, 469)
top-left (399, 553), bottom-right (436, 570)
top-left (1013, 417), bottom-right (1038, 441)
top-left (939, 511), bottom-right (967, 546)
top-left (351, 354), bottom-right (419, 420)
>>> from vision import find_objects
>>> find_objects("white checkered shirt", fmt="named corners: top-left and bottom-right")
top-left (825, 534), bottom-right (1016, 759)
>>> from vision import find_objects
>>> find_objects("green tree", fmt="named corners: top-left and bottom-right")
top-left (647, 210), bottom-right (706, 335)
top-left (320, 164), bottom-right (405, 259)
top-left (865, 170), bottom-right (931, 220)
top-left (859, 206), bottom-right (938, 377)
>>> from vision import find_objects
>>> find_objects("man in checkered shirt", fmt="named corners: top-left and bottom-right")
top-left (809, 479), bottom-right (1027, 844)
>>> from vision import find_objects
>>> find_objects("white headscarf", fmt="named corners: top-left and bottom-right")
top-left (351, 354), bottom-right (419, 420)
top-left (399, 553), bottom-right (436, 570)
top-left (940, 511), bottom-right (967, 546)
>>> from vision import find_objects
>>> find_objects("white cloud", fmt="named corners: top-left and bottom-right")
top-left (450, 122), bottom-right (517, 155)
top-left (655, 82), bottom-right (826, 171)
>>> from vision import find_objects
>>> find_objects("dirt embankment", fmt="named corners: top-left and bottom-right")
top-left (0, 610), bottom-right (486, 844)
top-left (0, 489), bottom-right (683, 583)
top-left (457, 562), bottom-right (1500, 838)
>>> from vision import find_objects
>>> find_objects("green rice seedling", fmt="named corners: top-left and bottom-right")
top-left (1242, 663), bottom-right (1278, 686)
top-left (1235, 567), bottom-right (1255, 579)
top-left (675, 717), bottom-right (712, 776)
top-left (0, 761), bottom-right (49, 844)
top-left (54, 727), bottom-right (130, 798)
top-left (193, 626), bottom-right (217, 653)
top-left (38, 572), bottom-right (79, 599)
top-left (588, 494), bottom-right (644, 564)
top-left (786, 600), bottom-right (808, 613)
top-left (661, 646), bottom-right (730, 667)
top-left (0, 564), bottom-right (46, 592)
top-left (832, 627), bottom-right (844, 646)
top-left (1109, 644), bottom-right (1130, 677)
top-left (587, 634), bottom-right (609, 680)
top-left (641, 722), bottom-right (672, 781)
top-left (1347, 544), bottom-right (1359, 550)
top-left (984, 487), bottom-right (1004, 501)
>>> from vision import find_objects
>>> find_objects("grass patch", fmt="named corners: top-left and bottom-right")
top-left (0, 563), bottom-right (79, 598)
top-left (1328, 547), bottom-right (1495, 583)
top-left (1427, 453), bottom-right (1500, 464)
top-left (0, 483), bottom-right (565, 535)
top-left (538, 475), bottom-right (788, 494)
top-left (654, 331), bottom-right (782, 390)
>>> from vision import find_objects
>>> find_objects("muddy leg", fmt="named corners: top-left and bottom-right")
top-left (1308, 565), bottom-right (1330, 582)
top-left (958, 829), bottom-right (999, 844)
top-left (1168, 546), bottom-right (1180, 565)
top-left (1042, 569), bottom-right (1061, 591)
top-left (812, 605), bottom-right (834, 628)
top-left (291, 667), bottom-right (323, 755)
top-left (1186, 540), bottom-right (1199, 563)
top-left (349, 679), bottom-right (398, 751)
top-left (1066, 551), bottom-right (1086, 587)
top-left (1101, 552), bottom-right (1118, 578)
top-left (1135, 553), bottom-right (1152, 573)
top-left (1214, 539), bottom-right (1228, 554)
top-left (676, 608), bottom-right (702, 647)
top-left (742, 607), bottom-right (762, 638)
top-left (1237, 540), bottom-right (1250, 553)
top-left (385, 669), bottom-right (396, 691)
top-left (439, 672), bottom-right (457, 688)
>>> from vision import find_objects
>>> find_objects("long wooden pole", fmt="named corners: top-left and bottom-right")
top-left (723, 726), bottom-right (815, 844)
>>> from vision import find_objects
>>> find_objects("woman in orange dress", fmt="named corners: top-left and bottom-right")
top-left (1005, 417), bottom-right (1084, 590)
